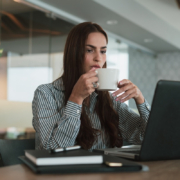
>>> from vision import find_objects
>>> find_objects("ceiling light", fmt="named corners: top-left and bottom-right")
top-left (107, 20), bottom-right (118, 25)
top-left (144, 39), bottom-right (153, 43)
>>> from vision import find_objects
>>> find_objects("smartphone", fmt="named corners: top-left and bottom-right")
top-left (105, 161), bottom-right (123, 167)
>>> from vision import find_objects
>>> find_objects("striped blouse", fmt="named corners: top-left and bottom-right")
top-left (32, 78), bottom-right (151, 150)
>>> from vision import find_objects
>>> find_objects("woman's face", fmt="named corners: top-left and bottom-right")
top-left (83, 32), bottom-right (107, 73)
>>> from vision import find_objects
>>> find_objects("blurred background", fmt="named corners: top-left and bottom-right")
top-left (0, 0), bottom-right (180, 139)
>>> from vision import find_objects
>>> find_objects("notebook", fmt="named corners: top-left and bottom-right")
top-left (102, 80), bottom-right (180, 161)
top-left (19, 153), bottom-right (147, 174)
top-left (25, 149), bottom-right (103, 166)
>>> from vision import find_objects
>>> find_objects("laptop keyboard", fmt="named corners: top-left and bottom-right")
top-left (121, 150), bottom-right (140, 154)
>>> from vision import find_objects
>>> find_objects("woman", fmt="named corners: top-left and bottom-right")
top-left (32, 22), bottom-right (150, 150)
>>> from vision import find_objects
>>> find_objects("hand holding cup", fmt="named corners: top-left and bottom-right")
top-left (112, 79), bottom-right (144, 104)
top-left (69, 68), bottom-right (99, 105)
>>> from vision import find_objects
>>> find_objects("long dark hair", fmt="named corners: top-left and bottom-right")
top-left (62, 22), bottom-right (123, 149)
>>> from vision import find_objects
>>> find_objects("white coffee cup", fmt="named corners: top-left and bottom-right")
top-left (96, 68), bottom-right (119, 91)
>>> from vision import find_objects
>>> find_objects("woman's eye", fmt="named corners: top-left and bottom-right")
top-left (87, 49), bottom-right (93, 53)
top-left (101, 50), bottom-right (106, 54)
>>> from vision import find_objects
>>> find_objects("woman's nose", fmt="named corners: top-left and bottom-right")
top-left (94, 52), bottom-right (102, 62)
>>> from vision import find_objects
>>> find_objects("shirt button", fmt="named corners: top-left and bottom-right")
top-left (77, 110), bottom-right (80, 114)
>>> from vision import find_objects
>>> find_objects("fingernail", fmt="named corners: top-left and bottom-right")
top-left (95, 70), bottom-right (98, 74)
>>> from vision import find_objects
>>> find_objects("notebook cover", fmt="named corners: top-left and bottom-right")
top-left (19, 155), bottom-right (143, 174)
top-left (25, 149), bottom-right (102, 158)
top-left (25, 149), bottom-right (103, 165)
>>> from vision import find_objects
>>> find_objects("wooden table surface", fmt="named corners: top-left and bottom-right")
top-left (1, 159), bottom-right (180, 180)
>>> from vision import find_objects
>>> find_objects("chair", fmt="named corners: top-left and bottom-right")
top-left (0, 139), bottom-right (35, 167)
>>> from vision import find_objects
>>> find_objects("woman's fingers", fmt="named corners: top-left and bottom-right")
top-left (111, 79), bottom-right (144, 104)
top-left (86, 76), bottom-right (99, 89)
top-left (83, 68), bottom-right (98, 79)
top-left (92, 82), bottom-right (99, 89)
top-left (86, 80), bottom-right (99, 95)
top-left (112, 79), bottom-right (143, 103)
top-left (120, 93), bottom-right (135, 103)
top-left (118, 79), bottom-right (130, 87)
top-left (113, 83), bottom-right (133, 97)
top-left (115, 88), bottom-right (135, 102)
top-left (72, 68), bottom-right (99, 99)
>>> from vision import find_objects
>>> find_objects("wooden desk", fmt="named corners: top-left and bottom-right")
top-left (1, 159), bottom-right (180, 180)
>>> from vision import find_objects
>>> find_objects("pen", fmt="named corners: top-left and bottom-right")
top-left (49, 145), bottom-right (81, 154)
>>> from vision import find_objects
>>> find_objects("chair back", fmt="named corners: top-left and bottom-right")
top-left (0, 139), bottom-right (35, 167)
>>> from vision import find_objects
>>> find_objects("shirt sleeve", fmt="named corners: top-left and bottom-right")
top-left (112, 95), bottom-right (150, 145)
top-left (32, 85), bottom-right (82, 150)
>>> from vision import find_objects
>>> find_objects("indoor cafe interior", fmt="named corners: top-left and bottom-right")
top-left (1, 0), bottom-right (180, 179)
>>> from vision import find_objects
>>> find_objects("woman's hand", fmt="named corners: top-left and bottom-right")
top-left (112, 79), bottom-right (144, 105)
top-left (69, 68), bottom-right (98, 105)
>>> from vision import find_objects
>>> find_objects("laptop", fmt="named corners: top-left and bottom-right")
top-left (104, 80), bottom-right (180, 161)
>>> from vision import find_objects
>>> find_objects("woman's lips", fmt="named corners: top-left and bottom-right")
top-left (91, 66), bottom-right (100, 69)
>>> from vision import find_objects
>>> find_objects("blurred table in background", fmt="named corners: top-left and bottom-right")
top-left (24, 127), bottom-right (35, 139)
top-left (0, 127), bottom-right (35, 139)
top-left (0, 128), bottom-right (6, 139)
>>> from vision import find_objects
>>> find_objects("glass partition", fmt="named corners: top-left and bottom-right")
top-left (0, 0), bottom-right (74, 139)
top-left (0, 0), bottom-right (129, 139)
top-left (107, 36), bottom-right (129, 84)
